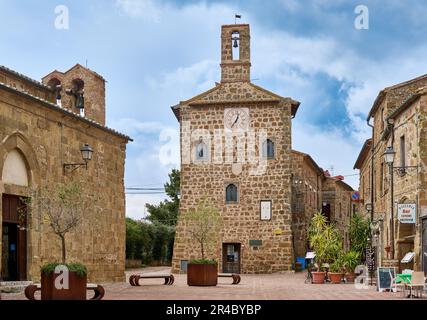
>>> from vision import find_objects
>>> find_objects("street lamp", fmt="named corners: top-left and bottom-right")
top-left (63, 143), bottom-right (94, 173)
top-left (384, 146), bottom-right (396, 259)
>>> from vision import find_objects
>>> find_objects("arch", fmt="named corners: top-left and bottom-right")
top-left (226, 184), bottom-right (238, 203)
top-left (195, 141), bottom-right (208, 161)
top-left (231, 31), bottom-right (240, 61)
top-left (2, 149), bottom-right (29, 186)
top-left (0, 131), bottom-right (40, 187)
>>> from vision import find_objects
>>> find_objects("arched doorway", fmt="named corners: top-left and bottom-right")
top-left (1, 149), bottom-right (30, 281)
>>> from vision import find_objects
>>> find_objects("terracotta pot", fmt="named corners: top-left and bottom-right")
top-left (329, 272), bottom-right (344, 284)
top-left (187, 263), bottom-right (218, 286)
top-left (311, 271), bottom-right (326, 284)
top-left (345, 272), bottom-right (356, 283)
top-left (385, 246), bottom-right (391, 253)
top-left (41, 271), bottom-right (87, 300)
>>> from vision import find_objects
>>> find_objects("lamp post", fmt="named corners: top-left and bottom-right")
top-left (63, 143), bottom-right (94, 173)
top-left (384, 146), bottom-right (396, 259)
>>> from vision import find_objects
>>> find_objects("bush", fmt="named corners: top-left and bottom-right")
top-left (349, 214), bottom-right (370, 261)
top-left (41, 262), bottom-right (87, 278)
top-left (189, 259), bottom-right (217, 265)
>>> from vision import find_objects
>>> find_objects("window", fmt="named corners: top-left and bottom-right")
top-left (226, 184), bottom-right (238, 203)
top-left (262, 139), bottom-right (275, 159)
top-left (195, 140), bottom-right (208, 161)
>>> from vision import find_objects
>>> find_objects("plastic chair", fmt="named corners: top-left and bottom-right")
top-left (406, 272), bottom-right (425, 298)
top-left (389, 270), bottom-right (406, 297)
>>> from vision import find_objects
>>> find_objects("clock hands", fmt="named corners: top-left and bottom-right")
top-left (231, 114), bottom-right (240, 128)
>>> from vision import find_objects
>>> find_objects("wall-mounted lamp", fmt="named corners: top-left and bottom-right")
top-left (63, 143), bottom-right (94, 174)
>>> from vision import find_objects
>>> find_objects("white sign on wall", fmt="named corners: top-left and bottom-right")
top-left (397, 203), bottom-right (416, 223)
top-left (260, 200), bottom-right (271, 221)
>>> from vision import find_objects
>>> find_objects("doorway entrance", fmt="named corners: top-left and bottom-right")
top-left (422, 218), bottom-right (427, 276)
top-left (1, 194), bottom-right (27, 281)
top-left (322, 202), bottom-right (331, 222)
top-left (222, 243), bottom-right (241, 273)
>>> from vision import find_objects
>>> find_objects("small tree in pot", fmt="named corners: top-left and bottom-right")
top-left (183, 199), bottom-right (222, 286)
top-left (27, 181), bottom-right (88, 300)
top-left (329, 251), bottom-right (345, 284)
top-left (343, 250), bottom-right (361, 283)
top-left (308, 212), bottom-right (342, 284)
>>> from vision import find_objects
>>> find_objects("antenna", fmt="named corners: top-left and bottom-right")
top-left (85, 59), bottom-right (88, 68)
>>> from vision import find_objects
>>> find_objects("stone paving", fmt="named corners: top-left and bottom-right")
top-left (2, 267), bottom-right (425, 300)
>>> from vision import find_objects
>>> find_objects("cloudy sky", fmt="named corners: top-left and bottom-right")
top-left (1, 0), bottom-right (427, 219)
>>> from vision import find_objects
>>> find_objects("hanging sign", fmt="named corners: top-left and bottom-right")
top-left (397, 203), bottom-right (416, 223)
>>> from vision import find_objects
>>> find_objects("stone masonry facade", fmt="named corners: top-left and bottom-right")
top-left (0, 65), bottom-right (130, 282)
top-left (355, 75), bottom-right (427, 273)
top-left (171, 24), bottom-right (354, 274)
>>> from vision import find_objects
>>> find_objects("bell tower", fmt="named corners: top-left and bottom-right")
top-left (220, 24), bottom-right (251, 83)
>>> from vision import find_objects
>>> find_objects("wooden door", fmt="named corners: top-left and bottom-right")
top-left (1, 194), bottom-right (27, 281)
top-left (423, 218), bottom-right (427, 275)
top-left (222, 243), bottom-right (241, 274)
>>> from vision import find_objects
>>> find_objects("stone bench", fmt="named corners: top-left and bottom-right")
top-left (129, 273), bottom-right (174, 286)
top-left (24, 283), bottom-right (105, 300)
top-left (218, 273), bottom-right (241, 284)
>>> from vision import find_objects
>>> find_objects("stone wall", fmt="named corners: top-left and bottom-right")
top-left (0, 71), bottom-right (128, 282)
top-left (172, 101), bottom-right (294, 274)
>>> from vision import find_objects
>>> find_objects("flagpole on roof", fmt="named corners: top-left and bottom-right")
top-left (235, 14), bottom-right (241, 24)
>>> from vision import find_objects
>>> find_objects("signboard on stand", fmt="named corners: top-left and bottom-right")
top-left (397, 203), bottom-right (416, 223)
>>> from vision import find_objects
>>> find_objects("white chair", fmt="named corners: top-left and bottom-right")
top-left (406, 272), bottom-right (425, 298)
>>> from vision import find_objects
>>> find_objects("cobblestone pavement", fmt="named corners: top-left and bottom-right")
top-left (2, 267), bottom-right (425, 300)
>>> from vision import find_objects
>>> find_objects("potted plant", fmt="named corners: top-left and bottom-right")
top-left (28, 181), bottom-right (88, 300)
top-left (308, 212), bottom-right (342, 284)
top-left (328, 252), bottom-right (345, 284)
top-left (343, 250), bottom-right (360, 283)
top-left (183, 199), bottom-right (223, 286)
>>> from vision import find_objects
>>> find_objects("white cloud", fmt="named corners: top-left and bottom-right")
top-left (115, 0), bottom-right (161, 22)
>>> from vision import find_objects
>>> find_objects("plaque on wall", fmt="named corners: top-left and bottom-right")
top-left (260, 200), bottom-right (272, 220)
top-left (249, 240), bottom-right (262, 246)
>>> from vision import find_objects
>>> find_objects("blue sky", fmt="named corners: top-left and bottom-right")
top-left (1, 0), bottom-right (427, 219)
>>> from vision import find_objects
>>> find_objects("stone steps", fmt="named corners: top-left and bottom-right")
top-left (0, 281), bottom-right (33, 293)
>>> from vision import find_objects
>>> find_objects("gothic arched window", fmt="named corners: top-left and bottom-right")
top-left (262, 139), bottom-right (275, 159)
top-left (226, 184), bottom-right (238, 203)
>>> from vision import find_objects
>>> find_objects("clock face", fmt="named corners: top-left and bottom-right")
top-left (224, 108), bottom-right (249, 130)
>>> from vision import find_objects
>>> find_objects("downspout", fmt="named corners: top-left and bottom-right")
top-left (367, 118), bottom-right (375, 222)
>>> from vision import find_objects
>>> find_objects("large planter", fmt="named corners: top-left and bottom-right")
top-left (345, 272), bottom-right (356, 283)
top-left (187, 263), bottom-right (218, 286)
top-left (329, 272), bottom-right (344, 284)
top-left (41, 271), bottom-right (87, 300)
top-left (311, 271), bottom-right (326, 284)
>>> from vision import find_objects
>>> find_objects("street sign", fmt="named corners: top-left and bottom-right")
top-left (351, 191), bottom-right (360, 201)
top-left (397, 203), bottom-right (416, 223)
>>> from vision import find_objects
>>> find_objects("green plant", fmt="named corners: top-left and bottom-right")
top-left (189, 258), bottom-right (217, 265)
top-left (349, 214), bottom-right (370, 261)
top-left (343, 250), bottom-right (361, 273)
top-left (41, 262), bottom-right (87, 278)
top-left (183, 198), bottom-right (223, 261)
top-left (329, 252), bottom-right (345, 273)
top-left (308, 212), bottom-right (343, 271)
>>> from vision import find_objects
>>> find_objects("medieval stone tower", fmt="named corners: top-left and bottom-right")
top-left (171, 24), bottom-right (300, 273)
top-left (42, 64), bottom-right (106, 125)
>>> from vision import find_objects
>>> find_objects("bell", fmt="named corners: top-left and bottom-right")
top-left (75, 94), bottom-right (84, 109)
top-left (233, 39), bottom-right (239, 48)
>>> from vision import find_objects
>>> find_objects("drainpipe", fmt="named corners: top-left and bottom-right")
top-left (367, 119), bottom-right (375, 222)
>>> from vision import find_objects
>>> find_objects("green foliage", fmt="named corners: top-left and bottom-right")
top-left (329, 252), bottom-right (345, 273)
top-left (189, 259), bottom-right (217, 265)
top-left (41, 262), bottom-right (87, 278)
top-left (349, 214), bottom-right (370, 261)
top-left (308, 212), bottom-right (343, 271)
top-left (183, 198), bottom-right (223, 260)
top-left (343, 250), bottom-right (361, 273)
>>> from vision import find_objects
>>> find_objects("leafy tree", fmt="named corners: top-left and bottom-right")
top-left (349, 214), bottom-right (371, 262)
top-left (183, 198), bottom-right (223, 261)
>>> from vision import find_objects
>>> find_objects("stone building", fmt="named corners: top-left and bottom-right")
top-left (0, 64), bottom-right (130, 282)
top-left (171, 24), bottom-right (300, 274)
top-left (291, 150), bottom-right (354, 258)
top-left (353, 138), bottom-right (373, 219)
top-left (355, 74), bottom-right (427, 273)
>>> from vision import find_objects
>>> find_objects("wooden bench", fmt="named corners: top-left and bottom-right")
top-left (129, 273), bottom-right (174, 286)
top-left (24, 283), bottom-right (105, 300)
top-left (218, 273), bottom-right (241, 284)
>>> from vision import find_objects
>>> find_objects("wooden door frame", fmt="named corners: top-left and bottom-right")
top-left (222, 243), bottom-right (241, 274)
top-left (1, 194), bottom-right (28, 281)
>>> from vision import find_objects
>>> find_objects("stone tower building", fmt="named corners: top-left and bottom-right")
top-left (171, 24), bottom-right (300, 274)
